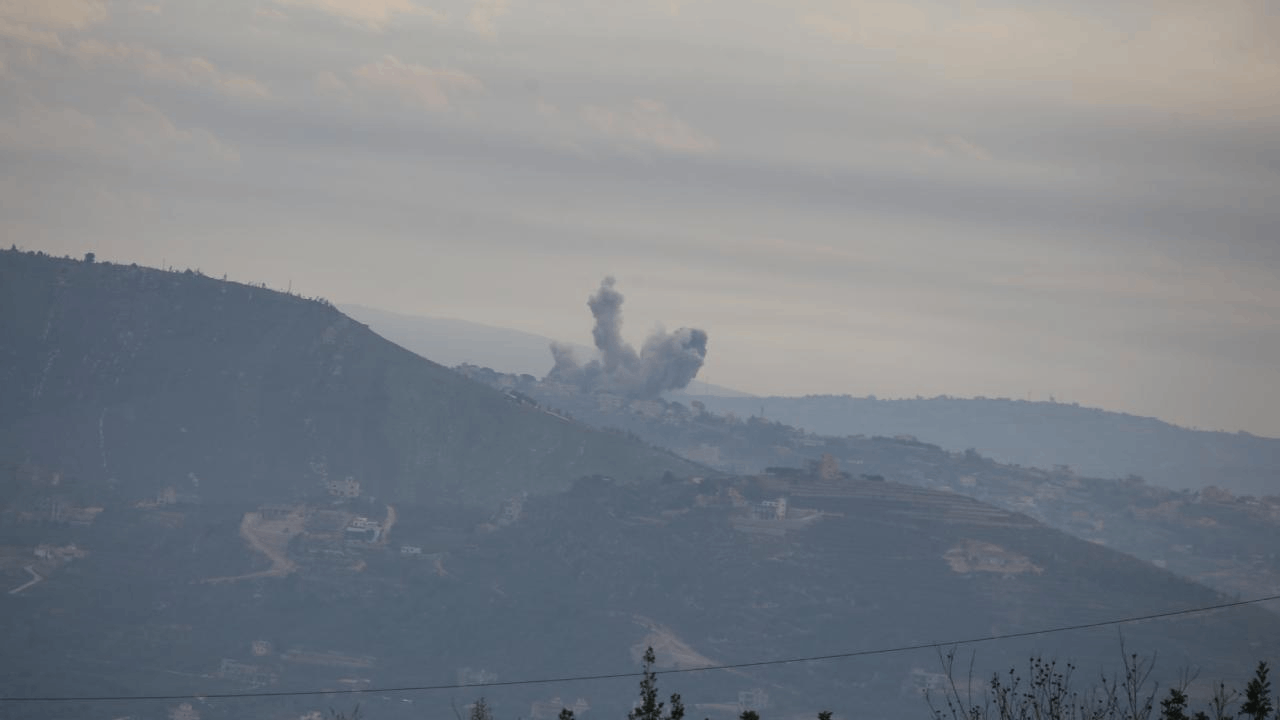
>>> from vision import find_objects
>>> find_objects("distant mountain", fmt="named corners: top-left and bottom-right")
top-left (341, 306), bottom-right (1277, 495)
top-left (0, 251), bottom-right (699, 508)
top-left (681, 394), bottom-right (1280, 494)
top-left (340, 303), bottom-right (754, 398)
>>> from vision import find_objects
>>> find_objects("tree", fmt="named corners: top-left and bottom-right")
top-left (928, 646), bottom-right (1280, 720)
top-left (629, 647), bottom-right (685, 720)
top-left (1161, 688), bottom-right (1191, 720)
top-left (928, 646), bottom-right (1159, 720)
top-left (470, 696), bottom-right (494, 720)
top-left (1240, 663), bottom-right (1273, 720)
top-left (740, 712), bottom-right (760, 720)
top-left (1209, 682), bottom-right (1240, 720)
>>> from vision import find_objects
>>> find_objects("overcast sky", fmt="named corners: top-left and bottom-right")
top-left (4, 0), bottom-right (1279, 436)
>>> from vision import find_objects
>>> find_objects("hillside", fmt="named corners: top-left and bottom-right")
top-left (682, 395), bottom-right (1280, 494)
top-left (341, 306), bottom-right (1277, 495)
top-left (1, 472), bottom-right (1276, 720)
top-left (0, 250), bottom-right (699, 509)
top-left (457, 367), bottom-right (1280, 604)
top-left (1, 251), bottom-right (1277, 720)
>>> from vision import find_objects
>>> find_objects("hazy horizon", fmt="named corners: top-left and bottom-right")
top-left (5, 0), bottom-right (1278, 436)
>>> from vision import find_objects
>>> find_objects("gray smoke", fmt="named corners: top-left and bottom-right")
top-left (548, 277), bottom-right (708, 398)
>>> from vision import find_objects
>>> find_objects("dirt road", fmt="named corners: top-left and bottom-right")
top-left (201, 511), bottom-right (299, 584)
top-left (8, 565), bottom-right (43, 595)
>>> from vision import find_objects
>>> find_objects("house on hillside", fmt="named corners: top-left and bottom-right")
top-left (326, 477), bottom-right (361, 499)
top-left (344, 516), bottom-right (381, 543)
top-left (260, 504), bottom-right (293, 521)
top-left (751, 497), bottom-right (788, 520)
top-left (494, 494), bottom-right (527, 526)
top-left (168, 702), bottom-right (201, 720)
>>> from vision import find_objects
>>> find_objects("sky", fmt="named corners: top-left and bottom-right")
top-left (3, 0), bottom-right (1279, 436)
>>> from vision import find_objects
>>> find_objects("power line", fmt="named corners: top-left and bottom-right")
top-left (4, 593), bottom-right (1278, 704)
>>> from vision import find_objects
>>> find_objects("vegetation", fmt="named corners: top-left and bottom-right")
top-left (627, 648), bottom-right (685, 720)
top-left (424, 648), bottom-right (1275, 720)
top-left (927, 648), bottom-right (1277, 720)
top-left (0, 249), bottom-right (699, 508)
top-left (680, 394), bottom-right (1280, 495)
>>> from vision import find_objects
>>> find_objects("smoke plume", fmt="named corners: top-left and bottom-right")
top-left (547, 277), bottom-right (708, 398)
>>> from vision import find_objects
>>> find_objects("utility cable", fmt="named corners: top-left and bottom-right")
top-left (3, 593), bottom-right (1277, 704)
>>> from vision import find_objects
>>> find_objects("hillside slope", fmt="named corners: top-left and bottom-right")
top-left (684, 394), bottom-right (1280, 493)
top-left (1, 473), bottom-right (1276, 720)
top-left (0, 251), bottom-right (698, 508)
top-left (458, 368), bottom-right (1280, 604)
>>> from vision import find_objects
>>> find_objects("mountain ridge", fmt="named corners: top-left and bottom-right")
top-left (341, 300), bottom-right (1278, 494)
top-left (0, 250), bottom-right (700, 509)
top-left (683, 393), bottom-right (1280, 493)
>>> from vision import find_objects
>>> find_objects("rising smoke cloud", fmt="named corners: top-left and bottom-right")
top-left (547, 277), bottom-right (708, 399)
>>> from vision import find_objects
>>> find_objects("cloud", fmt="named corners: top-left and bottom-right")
top-left (313, 70), bottom-right (351, 99)
top-left (254, 6), bottom-right (288, 21)
top-left (467, 0), bottom-right (508, 36)
top-left (0, 93), bottom-right (239, 169)
top-left (72, 40), bottom-right (270, 99)
top-left (114, 96), bottom-right (241, 166)
top-left (273, 0), bottom-right (440, 30)
top-left (581, 99), bottom-right (715, 154)
top-left (0, 0), bottom-right (107, 52)
top-left (0, 0), bottom-right (107, 31)
top-left (891, 135), bottom-right (993, 163)
top-left (797, 0), bottom-right (1280, 119)
top-left (0, 94), bottom-right (97, 154)
top-left (351, 54), bottom-right (482, 111)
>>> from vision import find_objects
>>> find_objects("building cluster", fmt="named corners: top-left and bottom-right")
top-left (749, 497), bottom-right (788, 521)
top-left (326, 477), bottom-right (362, 499)
top-left (344, 516), bottom-right (383, 544)
top-left (494, 494), bottom-right (526, 526)
top-left (33, 543), bottom-right (85, 563)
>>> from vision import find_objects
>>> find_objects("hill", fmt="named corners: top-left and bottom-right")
top-left (1, 471), bottom-right (1276, 720)
top-left (457, 367), bottom-right (1280, 605)
top-left (0, 251), bottom-right (1276, 720)
top-left (0, 250), bottom-right (699, 509)
top-left (681, 394), bottom-right (1280, 494)
top-left (341, 306), bottom-right (1277, 495)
